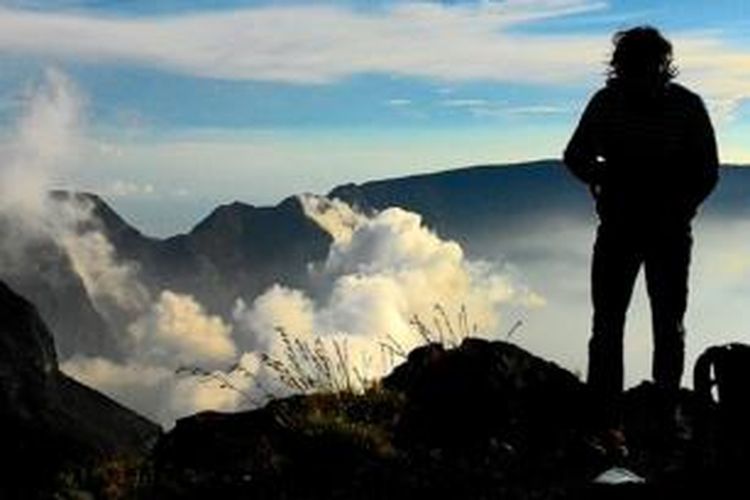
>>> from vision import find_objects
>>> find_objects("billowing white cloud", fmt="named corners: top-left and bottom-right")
top-left (62, 288), bottom-right (241, 426)
top-left (233, 196), bottom-right (544, 392)
top-left (130, 290), bottom-right (237, 367)
top-left (233, 286), bottom-right (316, 352)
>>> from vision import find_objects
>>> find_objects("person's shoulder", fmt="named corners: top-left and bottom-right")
top-left (584, 86), bottom-right (614, 110)
top-left (592, 85), bottom-right (615, 101)
top-left (667, 82), bottom-right (705, 107)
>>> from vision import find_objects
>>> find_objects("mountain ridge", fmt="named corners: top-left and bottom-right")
top-left (3, 160), bottom-right (748, 362)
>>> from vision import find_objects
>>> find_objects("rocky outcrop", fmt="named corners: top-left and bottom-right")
top-left (0, 281), bottom-right (160, 498)
top-left (382, 339), bottom-right (589, 449)
top-left (150, 336), bottom-right (747, 499)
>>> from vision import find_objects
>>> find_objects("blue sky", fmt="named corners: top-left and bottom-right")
top-left (0, 0), bottom-right (749, 234)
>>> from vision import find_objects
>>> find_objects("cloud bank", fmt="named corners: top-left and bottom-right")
top-left (64, 194), bottom-right (543, 427)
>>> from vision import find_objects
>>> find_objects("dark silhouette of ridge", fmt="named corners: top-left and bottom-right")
top-left (0, 280), bottom-right (160, 498)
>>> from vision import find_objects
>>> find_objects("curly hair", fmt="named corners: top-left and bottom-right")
top-left (607, 26), bottom-right (678, 85)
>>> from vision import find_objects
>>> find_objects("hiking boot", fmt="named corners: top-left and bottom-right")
top-left (585, 427), bottom-right (629, 461)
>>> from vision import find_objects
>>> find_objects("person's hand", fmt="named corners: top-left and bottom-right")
top-left (589, 156), bottom-right (606, 199)
top-left (589, 182), bottom-right (602, 199)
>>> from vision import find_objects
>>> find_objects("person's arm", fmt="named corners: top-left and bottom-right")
top-left (563, 90), bottom-right (606, 188)
top-left (686, 96), bottom-right (719, 208)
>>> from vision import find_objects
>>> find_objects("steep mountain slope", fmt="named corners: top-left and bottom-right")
top-left (171, 196), bottom-right (332, 314)
top-left (0, 210), bottom-right (120, 360)
top-left (87, 194), bottom-right (333, 317)
top-left (0, 280), bottom-right (160, 498)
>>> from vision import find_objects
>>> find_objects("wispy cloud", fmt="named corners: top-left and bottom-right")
top-left (506, 105), bottom-right (569, 114)
top-left (101, 179), bottom-right (155, 198)
top-left (437, 99), bottom-right (568, 118)
top-left (0, 2), bottom-right (608, 85)
top-left (3, 2), bottom-right (747, 113)
top-left (440, 99), bottom-right (490, 107)
top-left (386, 98), bottom-right (413, 106)
top-left (1, 3), bottom-right (748, 121)
top-left (675, 35), bottom-right (750, 122)
top-left (438, 98), bottom-right (506, 118)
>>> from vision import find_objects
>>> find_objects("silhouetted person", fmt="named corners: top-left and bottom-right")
top-left (564, 26), bottom-right (719, 429)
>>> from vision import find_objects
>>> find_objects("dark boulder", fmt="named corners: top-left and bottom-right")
top-left (153, 339), bottom-right (598, 499)
top-left (382, 338), bottom-right (589, 451)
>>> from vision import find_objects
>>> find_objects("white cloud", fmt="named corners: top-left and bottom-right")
top-left (440, 99), bottom-right (490, 107)
top-left (437, 99), bottom-right (569, 118)
top-left (61, 355), bottom-right (252, 427)
top-left (61, 223), bottom-right (150, 315)
top-left (0, 67), bottom-right (151, 329)
top-left (298, 194), bottom-right (367, 245)
top-left (0, 2), bottom-right (607, 85)
top-left (2, 4), bottom-right (747, 116)
top-left (386, 98), bottom-right (413, 106)
top-left (233, 286), bottom-right (316, 353)
top-left (234, 197), bottom-right (544, 389)
top-left (0, 67), bottom-right (82, 218)
top-left (675, 35), bottom-right (750, 122)
top-left (506, 105), bottom-right (569, 115)
top-left (101, 179), bottom-right (155, 198)
top-left (62, 287), bottom-right (244, 427)
top-left (168, 369), bottom-right (251, 421)
top-left (61, 356), bottom-right (175, 424)
top-left (130, 290), bottom-right (237, 367)
top-left (0, 4), bottom-right (747, 119)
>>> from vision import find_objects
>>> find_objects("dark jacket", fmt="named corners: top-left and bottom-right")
top-left (564, 81), bottom-right (719, 225)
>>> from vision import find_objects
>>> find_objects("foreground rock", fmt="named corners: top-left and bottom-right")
top-left (0, 281), bottom-right (161, 499)
top-left (151, 337), bottom-right (739, 499)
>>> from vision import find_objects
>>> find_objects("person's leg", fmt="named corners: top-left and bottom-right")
top-left (589, 223), bottom-right (643, 406)
top-left (644, 225), bottom-right (692, 391)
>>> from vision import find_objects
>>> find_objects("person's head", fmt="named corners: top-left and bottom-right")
top-left (607, 26), bottom-right (677, 87)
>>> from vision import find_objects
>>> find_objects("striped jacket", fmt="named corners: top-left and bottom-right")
top-left (564, 81), bottom-right (719, 225)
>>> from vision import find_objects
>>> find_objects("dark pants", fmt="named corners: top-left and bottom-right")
top-left (587, 219), bottom-right (692, 409)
